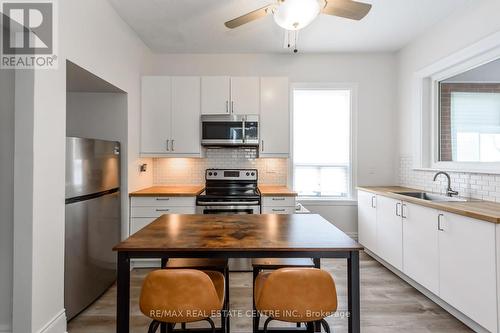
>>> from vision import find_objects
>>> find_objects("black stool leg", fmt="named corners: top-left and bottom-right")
top-left (148, 320), bottom-right (160, 333)
top-left (263, 317), bottom-right (274, 333)
top-left (306, 322), bottom-right (315, 333)
top-left (252, 267), bottom-right (260, 333)
top-left (181, 323), bottom-right (186, 330)
top-left (204, 317), bottom-right (216, 333)
top-left (160, 323), bottom-right (166, 333)
top-left (320, 319), bottom-right (331, 333)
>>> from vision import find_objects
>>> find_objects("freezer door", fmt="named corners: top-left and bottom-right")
top-left (66, 137), bottom-right (120, 199)
top-left (64, 190), bottom-right (120, 320)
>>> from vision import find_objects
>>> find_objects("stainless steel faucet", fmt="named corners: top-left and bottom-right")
top-left (433, 171), bottom-right (459, 197)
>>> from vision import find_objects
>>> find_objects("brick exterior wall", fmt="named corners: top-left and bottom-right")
top-left (439, 82), bottom-right (500, 161)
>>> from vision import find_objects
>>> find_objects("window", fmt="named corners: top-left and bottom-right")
top-left (293, 87), bottom-right (353, 198)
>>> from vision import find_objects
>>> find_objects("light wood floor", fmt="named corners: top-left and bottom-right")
top-left (68, 252), bottom-right (472, 333)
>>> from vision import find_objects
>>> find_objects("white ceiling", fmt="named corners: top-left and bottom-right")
top-left (109, 0), bottom-right (474, 53)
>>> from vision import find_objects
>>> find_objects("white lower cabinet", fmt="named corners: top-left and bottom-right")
top-left (357, 190), bottom-right (377, 252)
top-left (375, 195), bottom-right (403, 270)
top-left (261, 196), bottom-right (296, 214)
top-left (438, 212), bottom-right (497, 332)
top-left (402, 202), bottom-right (439, 294)
top-left (129, 196), bottom-right (196, 267)
top-left (358, 193), bottom-right (498, 332)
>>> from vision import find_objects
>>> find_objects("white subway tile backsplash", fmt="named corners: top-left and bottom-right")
top-left (399, 155), bottom-right (500, 202)
top-left (153, 148), bottom-right (288, 185)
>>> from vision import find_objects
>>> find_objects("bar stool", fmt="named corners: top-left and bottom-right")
top-left (140, 269), bottom-right (225, 333)
top-left (252, 258), bottom-right (315, 331)
top-left (254, 268), bottom-right (337, 333)
top-left (164, 258), bottom-right (230, 332)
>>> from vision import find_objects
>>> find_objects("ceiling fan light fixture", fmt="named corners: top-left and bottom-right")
top-left (273, 0), bottom-right (320, 31)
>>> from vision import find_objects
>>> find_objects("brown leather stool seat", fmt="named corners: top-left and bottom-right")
top-left (254, 268), bottom-right (337, 333)
top-left (140, 269), bottom-right (225, 333)
top-left (164, 258), bottom-right (230, 332)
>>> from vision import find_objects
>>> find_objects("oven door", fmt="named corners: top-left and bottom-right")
top-left (196, 204), bottom-right (260, 215)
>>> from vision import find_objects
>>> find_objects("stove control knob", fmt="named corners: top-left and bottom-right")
top-left (246, 172), bottom-right (250, 176)
top-left (214, 172), bottom-right (218, 176)
top-left (208, 172), bottom-right (213, 176)
top-left (251, 172), bottom-right (255, 176)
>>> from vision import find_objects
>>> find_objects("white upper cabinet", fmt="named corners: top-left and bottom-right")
top-left (260, 77), bottom-right (290, 157)
top-left (357, 190), bottom-right (377, 252)
top-left (171, 76), bottom-right (201, 155)
top-left (141, 76), bottom-right (201, 156)
top-left (402, 202), bottom-right (439, 295)
top-left (141, 76), bottom-right (172, 154)
top-left (375, 195), bottom-right (403, 270)
top-left (438, 212), bottom-right (497, 333)
top-left (201, 76), bottom-right (231, 115)
top-left (230, 77), bottom-right (260, 115)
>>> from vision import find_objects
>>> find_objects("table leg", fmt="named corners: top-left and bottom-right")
top-left (117, 252), bottom-right (130, 333)
top-left (347, 251), bottom-right (360, 333)
top-left (313, 258), bottom-right (321, 332)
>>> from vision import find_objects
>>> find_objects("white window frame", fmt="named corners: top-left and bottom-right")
top-left (414, 31), bottom-right (500, 174)
top-left (289, 82), bottom-right (358, 201)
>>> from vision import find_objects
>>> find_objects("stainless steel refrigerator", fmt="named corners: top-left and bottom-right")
top-left (64, 137), bottom-right (121, 320)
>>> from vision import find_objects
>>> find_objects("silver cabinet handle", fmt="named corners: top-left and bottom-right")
top-left (156, 209), bottom-right (170, 212)
top-left (402, 204), bottom-right (407, 219)
top-left (166, 139), bottom-right (170, 151)
top-left (171, 139), bottom-right (175, 151)
top-left (438, 213), bottom-right (444, 231)
top-left (371, 196), bottom-right (376, 208)
top-left (272, 209), bottom-right (286, 212)
top-left (155, 198), bottom-right (170, 201)
top-left (272, 197), bottom-right (286, 201)
top-left (231, 101), bottom-right (234, 113)
top-left (261, 140), bottom-right (265, 152)
top-left (396, 202), bottom-right (401, 217)
top-left (226, 101), bottom-right (229, 113)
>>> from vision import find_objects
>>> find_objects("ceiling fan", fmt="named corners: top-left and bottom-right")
top-left (224, 0), bottom-right (372, 52)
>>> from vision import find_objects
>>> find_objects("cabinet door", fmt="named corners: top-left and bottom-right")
top-left (260, 77), bottom-right (289, 157)
top-left (230, 77), bottom-right (260, 115)
top-left (439, 212), bottom-right (497, 332)
top-left (201, 76), bottom-right (230, 115)
top-left (402, 202), bottom-right (439, 294)
top-left (357, 190), bottom-right (377, 252)
top-left (171, 76), bottom-right (201, 155)
top-left (375, 195), bottom-right (403, 270)
top-left (141, 76), bottom-right (171, 154)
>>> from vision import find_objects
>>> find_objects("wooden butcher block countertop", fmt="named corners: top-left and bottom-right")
top-left (258, 185), bottom-right (297, 197)
top-left (130, 185), bottom-right (204, 197)
top-left (357, 186), bottom-right (500, 224)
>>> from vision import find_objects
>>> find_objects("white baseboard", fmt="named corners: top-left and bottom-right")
top-left (36, 309), bottom-right (67, 333)
top-left (0, 323), bottom-right (12, 333)
top-left (364, 249), bottom-right (491, 333)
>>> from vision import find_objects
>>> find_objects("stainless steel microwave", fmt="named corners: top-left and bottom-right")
top-left (201, 114), bottom-right (259, 147)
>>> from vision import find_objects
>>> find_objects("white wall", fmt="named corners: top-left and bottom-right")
top-left (66, 92), bottom-right (129, 238)
top-left (0, 68), bottom-right (15, 333)
top-left (149, 53), bottom-right (399, 235)
top-left (397, 0), bottom-right (500, 156)
top-left (11, 0), bottom-right (153, 332)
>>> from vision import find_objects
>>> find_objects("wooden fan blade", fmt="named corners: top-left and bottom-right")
top-left (224, 5), bottom-right (273, 29)
top-left (322, 0), bottom-right (372, 20)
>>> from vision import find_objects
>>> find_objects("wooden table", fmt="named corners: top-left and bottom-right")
top-left (113, 214), bottom-right (363, 333)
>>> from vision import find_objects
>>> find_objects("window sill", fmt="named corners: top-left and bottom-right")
top-left (298, 197), bottom-right (358, 206)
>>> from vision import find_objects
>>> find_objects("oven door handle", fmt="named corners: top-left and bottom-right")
top-left (197, 201), bottom-right (260, 206)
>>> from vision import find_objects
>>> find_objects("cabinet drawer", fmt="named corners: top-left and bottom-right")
top-left (130, 196), bottom-right (195, 207)
top-left (131, 206), bottom-right (195, 218)
top-left (262, 206), bottom-right (296, 214)
top-left (262, 196), bottom-right (295, 207)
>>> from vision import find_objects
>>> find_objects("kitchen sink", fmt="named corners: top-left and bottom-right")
top-left (393, 191), bottom-right (468, 202)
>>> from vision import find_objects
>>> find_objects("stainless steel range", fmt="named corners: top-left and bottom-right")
top-left (196, 169), bottom-right (261, 215)
top-left (196, 168), bottom-right (261, 271)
